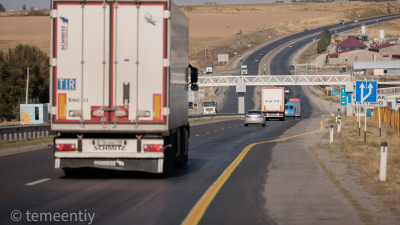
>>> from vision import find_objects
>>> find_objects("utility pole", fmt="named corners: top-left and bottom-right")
top-left (26, 67), bottom-right (29, 104)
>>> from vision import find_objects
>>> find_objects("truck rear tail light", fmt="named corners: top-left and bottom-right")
top-left (56, 144), bottom-right (76, 151)
top-left (279, 113), bottom-right (283, 116)
top-left (143, 144), bottom-right (163, 152)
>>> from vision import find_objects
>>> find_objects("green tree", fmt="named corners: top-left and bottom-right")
top-left (317, 27), bottom-right (331, 54)
top-left (0, 45), bottom-right (50, 121)
top-left (23, 4), bottom-right (26, 10)
top-left (30, 7), bottom-right (34, 10)
top-left (0, 3), bottom-right (6, 12)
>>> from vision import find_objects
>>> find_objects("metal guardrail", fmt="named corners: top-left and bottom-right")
top-left (0, 114), bottom-right (245, 140)
top-left (189, 113), bottom-right (245, 122)
top-left (0, 124), bottom-right (51, 142)
top-left (308, 86), bottom-right (320, 97)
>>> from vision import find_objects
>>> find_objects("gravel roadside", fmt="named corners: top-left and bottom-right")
top-left (302, 85), bottom-right (399, 224)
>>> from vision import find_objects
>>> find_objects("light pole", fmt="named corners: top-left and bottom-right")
top-left (240, 59), bottom-right (243, 75)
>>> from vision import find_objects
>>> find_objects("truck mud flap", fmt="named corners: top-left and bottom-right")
top-left (59, 158), bottom-right (163, 173)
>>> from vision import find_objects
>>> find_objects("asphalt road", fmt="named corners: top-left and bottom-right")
top-left (218, 13), bottom-right (400, 113)
top-left (0, 84), bottom-right (336, 225)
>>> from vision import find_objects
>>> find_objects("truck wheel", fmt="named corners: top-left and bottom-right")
top-left (282, 117), bottom-right (286, 121)
top-left (265, 118), bottom-right (269, 121)
top-left (176, 127), bottom-right (188, 167)
top-left (63, 168), bottom-right (79, 177)
top-left (245, 124), bottom-right (248, 127)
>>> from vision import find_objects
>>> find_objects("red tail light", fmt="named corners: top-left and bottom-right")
top-left (56, 144), bottom-right (76, 151)
top-left (258, 116), bottom-right (263, 118)
top-left (143, 144), bottom-right (163, 152)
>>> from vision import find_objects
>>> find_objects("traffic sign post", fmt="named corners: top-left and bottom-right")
top-left (355, 81), bottom-right (378, 103)
top-left (355, 81), bottom-right (378, 144)
top-left (340, 88), bottom-right (347, 106)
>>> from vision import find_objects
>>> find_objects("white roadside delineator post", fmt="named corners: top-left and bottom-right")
top-left (336, 115), bottom-right (338, 122)
top-left (338, 121), bottom-right (341, 134)
top-left (379, 142), bottom-right (388, 182)
top-left (330, 125), bottom-right (334, 144)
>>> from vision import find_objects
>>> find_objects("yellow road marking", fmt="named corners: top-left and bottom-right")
top-left (301, 85), bottom-right (322, 112)
top-left (182, 122), bottom-right (323, 225)
top-left (221, 86), bottom-right (230, 103)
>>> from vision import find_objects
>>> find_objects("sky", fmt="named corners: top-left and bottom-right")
top-left (0, 0), bottom-right (285, 11)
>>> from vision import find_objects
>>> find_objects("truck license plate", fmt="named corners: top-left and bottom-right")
top-left (97, 140), bottom-right (122, 146)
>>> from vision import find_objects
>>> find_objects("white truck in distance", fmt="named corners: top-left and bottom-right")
top-left (262, 87), bottom-right (285, 121)
top-left (241, 65), bottom-right (248, 75)
top-left (50, 0), bottom-right (198, 175)
top-left (203, 101), bottom-right (217, 114)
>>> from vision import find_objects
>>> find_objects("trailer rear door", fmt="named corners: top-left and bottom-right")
top-left (52, 2), bottom-right (167, 125)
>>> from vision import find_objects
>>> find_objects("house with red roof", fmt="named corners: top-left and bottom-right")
top-left (369, 44), bottom-right (400, 59)
top-left (336, 36), bottom-right (367, 51)
top-left (326, 49), bottom-right (377, 65)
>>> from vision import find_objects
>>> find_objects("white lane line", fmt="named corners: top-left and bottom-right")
top-left (206, 132), bottom-right (210, 134)
top-left (196, 135), bottom-right (199, 137)
top-left (214, 130), bottom-right (217, 132)
top-left (240, 124), bottom-right (243, 125)
top-left (25, 178), bottom-right (50, 186)
top-left (235, 125), bottom-right (237, 127)
top-left (229, 127), bottom-right (231, 128)
top-left (221, 128), bottom-right (224, 130)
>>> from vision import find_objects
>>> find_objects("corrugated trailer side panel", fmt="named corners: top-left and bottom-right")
top-left (168, 1), bottom-right (189, 130)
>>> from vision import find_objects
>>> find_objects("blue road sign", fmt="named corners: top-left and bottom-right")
top-left (340, 88), bottom-right (347, 106)
top-left (335, 30), bottom-right (337, 33)
top-left (304, 70), bottom-right (309, 73)
top-left (196, 99), bottom-right (200, 102)
top-left (332, 92), bottom-right (337, 96)
top-left (355, 81), bottom-right (377, 103)
top-left (348, 94), bottom-right (352, 104)
top-left (313, 39), bottom-right (315, 42)
top-left (307, 44), bottom-right (309, 47)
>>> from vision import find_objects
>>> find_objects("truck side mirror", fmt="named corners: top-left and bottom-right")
top-left (191, 67), bottom-right (198, 84)
top-left (189, 64), bottom-right (198, 84)
top-left (191, 84), bottom-right (198, 91)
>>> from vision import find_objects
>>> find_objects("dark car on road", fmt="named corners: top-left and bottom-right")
top-left (289, 65), bottom-right (294, 70)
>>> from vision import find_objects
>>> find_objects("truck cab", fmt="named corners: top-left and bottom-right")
top-left (241, 65), bottom-right (248, 75)
top-left (203, 101), bottom-right (217, 114)
top-left (284, 103), bottom-right (295, 117)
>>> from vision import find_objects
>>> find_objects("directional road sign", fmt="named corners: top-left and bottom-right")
top-left (332, 92), bottom-right (337, 96)
top-left (326, 87), bottom-right (335, 91)
top-left (351, 94), bottom-right (387, 107)
top-left (348, 94), bottom-right (352, 104)
top-left (340, 88), bottom-right (347, 106)
top-left (355, 81), bottom-right (377, 103)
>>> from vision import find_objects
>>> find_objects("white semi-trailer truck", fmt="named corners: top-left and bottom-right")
top-left (241, 65), bottom-right (248, 75)
top-left (261, 87), bottom-right (285, 121)
top-left (50, 0), bottom-right (198, 175)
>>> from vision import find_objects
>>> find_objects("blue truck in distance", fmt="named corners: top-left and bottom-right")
top-left (284, 98), bottom-right (301, 117)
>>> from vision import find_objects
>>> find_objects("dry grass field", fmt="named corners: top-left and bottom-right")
top-left (0, 17), bottom-right (50, 55)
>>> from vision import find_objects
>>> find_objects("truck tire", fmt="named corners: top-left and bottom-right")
top-left (265, 118), bottom-right (269, 121)
top-left (163, 132), bottom-right (176, 174)
top-left (176, 127), bottom-right (188, 167)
